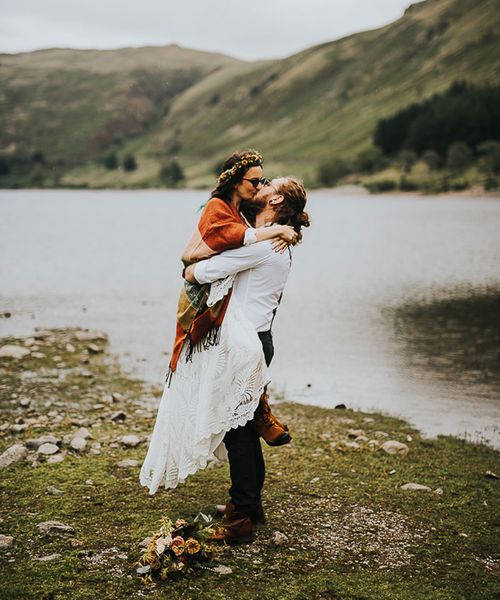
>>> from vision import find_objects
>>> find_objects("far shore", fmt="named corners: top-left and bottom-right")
top-left (1, 184), bottom-right (499, 198)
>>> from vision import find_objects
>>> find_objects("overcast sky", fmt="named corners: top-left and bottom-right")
top-left (1, 0), bottom-right (417, 61)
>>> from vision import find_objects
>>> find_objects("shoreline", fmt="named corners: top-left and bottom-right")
top-left (0, 327), bottom-right (498, 599)
top-left (1, 184), bottom-right (499, 199)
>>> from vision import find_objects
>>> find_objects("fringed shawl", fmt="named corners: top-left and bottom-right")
top-left (167, 198), bottom-right (247, 379)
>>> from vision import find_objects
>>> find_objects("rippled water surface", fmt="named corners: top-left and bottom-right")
top-left (1, 189), bottom-right (499, 447)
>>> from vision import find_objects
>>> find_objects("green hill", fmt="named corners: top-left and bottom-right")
top-left (1, 0), bottom-right (499, 188)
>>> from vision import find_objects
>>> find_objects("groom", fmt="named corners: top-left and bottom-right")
top-left (184, 176), bottom-right (308, 544)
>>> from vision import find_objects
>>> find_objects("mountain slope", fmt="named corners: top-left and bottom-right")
top-left (1, 0), bottom-right (499, 187)
top-left (148, 0), bottom-right (500, 183)
top-left (0, 45), bottom-right (242, 163)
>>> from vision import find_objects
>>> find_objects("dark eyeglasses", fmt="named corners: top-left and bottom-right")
top-left (242, 177), bottom-right (268, 188)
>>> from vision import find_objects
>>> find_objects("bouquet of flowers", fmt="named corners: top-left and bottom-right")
top-left (136, 512), bottom-right (225, 582)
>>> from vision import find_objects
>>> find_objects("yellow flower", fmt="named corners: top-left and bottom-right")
top-left (174, 519), bottom-right (188, 528)
top-left (185, 538), bottom-right (201, 554)
top-left (171, 536), bottom-right (185, 556)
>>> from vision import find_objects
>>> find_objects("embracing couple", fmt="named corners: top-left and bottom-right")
top-left (140, 149), bottom-right (309, 544)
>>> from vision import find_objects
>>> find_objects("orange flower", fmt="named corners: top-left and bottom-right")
top-left (174, 519), bottom-right (188, 528)
top-left (171, 536), bottom-right (185, 556)
top-left (185, 538), bottom-right (201, 554)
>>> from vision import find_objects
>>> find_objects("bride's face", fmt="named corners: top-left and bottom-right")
top-left (233, 165), bottom-right (264, 201)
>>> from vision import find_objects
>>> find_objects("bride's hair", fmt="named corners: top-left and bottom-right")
top-left (210, 149), bottom-right (263, 202)
top-left (271, 177), bottom-right (310, 242)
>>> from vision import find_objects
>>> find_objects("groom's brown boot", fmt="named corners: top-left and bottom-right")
top-left (210, 504), bottom-right (254, 545)
top-left (216, 500), bottom-right (266, 525)
top-left (251, 391), bottom-right (291, 446)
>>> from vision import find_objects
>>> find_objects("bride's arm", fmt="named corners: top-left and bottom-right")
top-left (253, 224), bottom-right (297, 245)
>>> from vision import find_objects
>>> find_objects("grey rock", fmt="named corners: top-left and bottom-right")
top-left (401, 483), bottom-right (432, 492)
top-left (87, 343), bottom-right (103, 354)
top-left (272, 531), bottom-right (288, 546)
top-left (139, 536), bottom-right (152, 548)
top-left (433, 487), bottom-right (444, 495)
top-left (10, 423), bottom-right (29, 433)
top-left (116, 459), bottom-right (139, 468)
top-left (74, 427), bottom-right (92, 439)
top-left (34, 553), bottom-right (61, 561)
top-left (47, 454), bottom-right (65, 464)
top-left (37, 443), bottom-right (60, 455)
top-left (19, 398), bottom-right (32, 408)
top-left (381, 440), bottom-right (409, 456)
top-left (120, 434), bottom-right (141, 447)
top-left (347, 429), bottom-right (365, 439)
top-left (26, 435), bottom-right (60, 450)
top-left (70, 437), bottom-right (87, 452)
top-left (75, 330), bottom-right (107, 342)
top-left (37, 521), bottom-right (75, 536)
top-left (368, 439), bottom-right (380, 448)
top-left (89, 442), bottom-right (102, 455)
top-left (337, 417), bottom-right (355, 425)
top-left (212, 565), bottom-right (233, 575)
top-left (31, 352), bottom-right (46, 359)
top-left (0, 444), bottom-right (28, 468)
top-left (344, 441), bottom-right (360, 450)
top-left (46, 485), bottom-right (64, 495)
top-left (111, 392), bottom-right (124, 403)
top-left (65, 343), bottom-right (76, 353)
top-left (0, 535), bottom-right (15, 548)
top-left (0, 345), bottom-right (30, 359)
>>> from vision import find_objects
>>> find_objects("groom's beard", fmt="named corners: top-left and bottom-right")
top-left (240, 197), bottom-right (266, 226)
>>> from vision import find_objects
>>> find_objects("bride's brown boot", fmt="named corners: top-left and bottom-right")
top-left (251, 390), bottom-right (291, 446)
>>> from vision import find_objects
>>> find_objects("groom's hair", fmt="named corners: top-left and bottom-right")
top-left (272, 177), bottom-right (310, 243)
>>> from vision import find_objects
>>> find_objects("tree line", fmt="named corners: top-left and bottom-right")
top-left (373, 81), bottom-right (500, 156)
top-left (316, 81), bottom-right (500, 192)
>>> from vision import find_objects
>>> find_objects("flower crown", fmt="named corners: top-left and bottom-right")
top-left (217, 150), bottom-right (263, 182)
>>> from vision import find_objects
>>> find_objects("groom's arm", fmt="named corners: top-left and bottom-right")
top-left (185, 241), bottom-right (271, 284)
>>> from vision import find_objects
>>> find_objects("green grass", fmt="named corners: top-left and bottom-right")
top-left (0, 328), bottom-right (499, 599)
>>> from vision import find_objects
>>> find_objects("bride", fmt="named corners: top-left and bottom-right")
top-left (140, 150), bottom-right (294, 487)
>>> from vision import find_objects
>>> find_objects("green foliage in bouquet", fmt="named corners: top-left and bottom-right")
top-left (136, 512), bottom-right (225, 583)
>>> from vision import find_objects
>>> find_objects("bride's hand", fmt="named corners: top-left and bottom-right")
top-left (271, 225), bottom-right (297, 252)
top-left (271, 237), bottom-right (289, 253)
top-left (277, 224), bottom-right (298, 244)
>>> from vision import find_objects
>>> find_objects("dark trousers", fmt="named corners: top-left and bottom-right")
top-left (223, 330), bottom-right (274, 517)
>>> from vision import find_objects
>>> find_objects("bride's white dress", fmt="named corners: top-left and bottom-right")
top-left (139, 280), bottom-right (269, 495)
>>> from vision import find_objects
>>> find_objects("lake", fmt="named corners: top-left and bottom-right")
top-left (1, 188), bottom-right (499, 447)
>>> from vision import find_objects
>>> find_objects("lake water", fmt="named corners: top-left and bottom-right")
top-left (1, 188), bottom-right (499, 448)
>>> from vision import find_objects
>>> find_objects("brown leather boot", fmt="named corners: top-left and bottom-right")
top-left (214, 505), bottom-right (254, 545)
top-left (251, 391), bottom-right (291, 446)
top-left (216, 500), bottom-right (266, 525)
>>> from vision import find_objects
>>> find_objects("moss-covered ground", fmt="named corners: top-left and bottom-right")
top-left (0, 329), bottom-right (498, 599)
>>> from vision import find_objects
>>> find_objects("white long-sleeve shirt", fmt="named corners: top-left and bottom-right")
top-left (194, 240), bottom-right (292, 332)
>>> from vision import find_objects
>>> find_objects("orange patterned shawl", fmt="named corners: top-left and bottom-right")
top-left (168, 197), bottom-right (247, 378)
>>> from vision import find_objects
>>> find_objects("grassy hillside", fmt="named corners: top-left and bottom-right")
top-left (1, 0), bottom-right (499, 188)
top-left (0, 45), bottom-right (241, 165)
